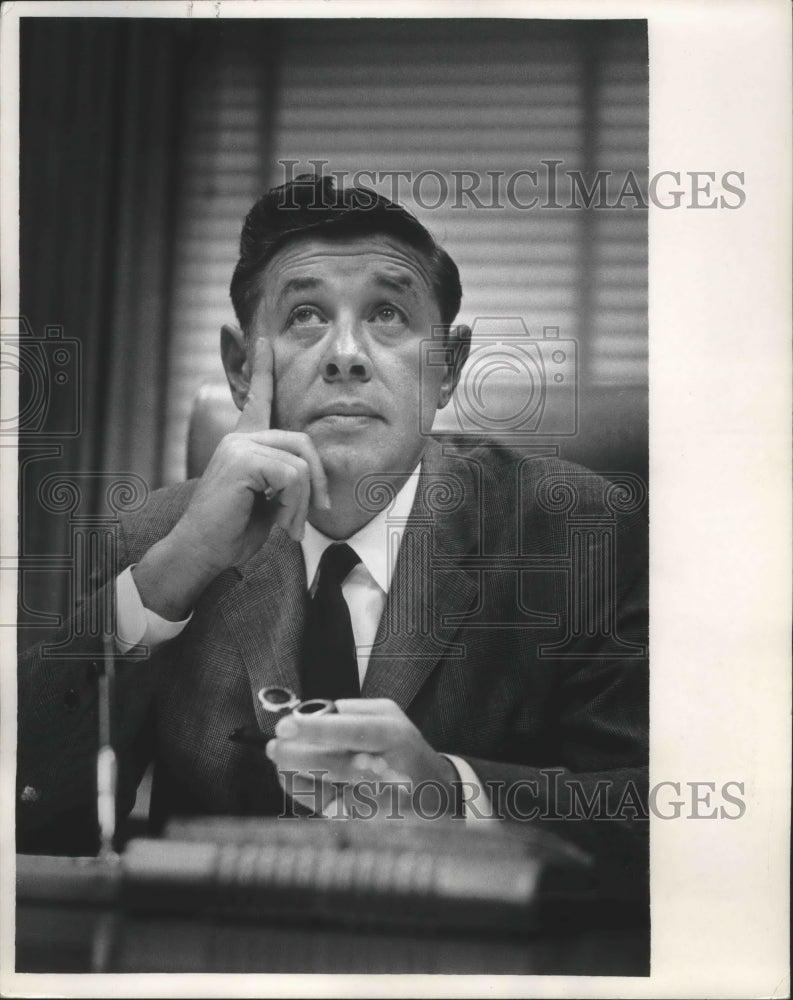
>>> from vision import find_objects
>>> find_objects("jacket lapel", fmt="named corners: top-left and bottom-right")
top-left (217, 528), bottom-right (306, 731)
top-left (361, 440), bottom-right (481, 710)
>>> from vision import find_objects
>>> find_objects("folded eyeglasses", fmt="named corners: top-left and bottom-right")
top-left (228, 685), bottom-right (336, 745)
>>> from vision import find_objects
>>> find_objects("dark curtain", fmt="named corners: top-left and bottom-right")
top-left (17, 19), bottom-right (189, 653)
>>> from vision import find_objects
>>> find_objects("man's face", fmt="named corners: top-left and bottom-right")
top-left (248, 233), bottom-right (452, 484)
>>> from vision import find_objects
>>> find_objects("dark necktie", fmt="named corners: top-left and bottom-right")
top-left (301, 543), bottom-right (362, 701)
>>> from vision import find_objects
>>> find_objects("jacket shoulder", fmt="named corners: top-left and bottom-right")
top-left (435, 438), bottom-right (613, 491)
top-left (431, 438), bottom-right (646, 526)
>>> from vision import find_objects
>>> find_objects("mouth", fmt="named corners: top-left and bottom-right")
top-left (310, 401), bottom-right (383, 421)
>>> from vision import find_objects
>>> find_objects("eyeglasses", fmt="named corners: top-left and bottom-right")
top-left (228, 686), bottom-right (337, 746)
top-left (257, 686), bottom-right (337, 717)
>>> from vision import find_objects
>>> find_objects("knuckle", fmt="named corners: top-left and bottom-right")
top-left (211, 435), bottom-right (231, 460)
top-left (222, 434), bottom-right (246, 460)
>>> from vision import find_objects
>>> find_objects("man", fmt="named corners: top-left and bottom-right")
top-left (17, 175), bottom-right (648, 900)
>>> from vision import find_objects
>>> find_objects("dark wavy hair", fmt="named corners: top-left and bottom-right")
top-left (230, 173), bottom-right (462, 333)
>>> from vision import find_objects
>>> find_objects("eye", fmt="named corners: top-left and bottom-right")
top-left (369, 304), bottom-right (407, 326)
top-left (287, 305), bottom-right (326, 328)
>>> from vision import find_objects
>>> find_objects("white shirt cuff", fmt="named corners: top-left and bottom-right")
top-left (115, 564), bottom-right (192, 653)
top-left (442, 753), bottom-right (494, 824)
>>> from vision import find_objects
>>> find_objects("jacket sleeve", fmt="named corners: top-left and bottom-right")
top-left (461, 484), bottom-right (650, 907)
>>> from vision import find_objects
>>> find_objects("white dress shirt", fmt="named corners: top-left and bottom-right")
top-left (300, 464), bottom-right (419, 688)
top-left (114, 464), bottom-right (491, 821)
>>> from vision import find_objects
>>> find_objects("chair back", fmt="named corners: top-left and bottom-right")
top-left (186, 380), bottom-right (648, 483)
top-left (186, 380), bottom-right (239, 479)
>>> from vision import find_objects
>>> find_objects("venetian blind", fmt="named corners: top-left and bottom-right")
top-left (162, 24), bottom-right (274, 481)
top-left (163, 19), bottom-right (648, 483)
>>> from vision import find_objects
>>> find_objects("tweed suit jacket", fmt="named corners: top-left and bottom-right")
top-left (17, 439), bottom-right (649, 897)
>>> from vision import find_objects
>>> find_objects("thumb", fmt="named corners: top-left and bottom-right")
top-left (235, 336), bottom-right (273, 432)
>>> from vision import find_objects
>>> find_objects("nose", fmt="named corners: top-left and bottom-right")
top-left (321, 317), bottom-right (371, 383)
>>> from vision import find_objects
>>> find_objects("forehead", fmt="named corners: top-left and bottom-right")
top-left (259, 233), bottom-right (437, 304)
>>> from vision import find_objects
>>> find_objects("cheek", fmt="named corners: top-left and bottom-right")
top-left (417, 354), bottom-right (446, 402)
top-left (270, 346), bottom-right (313, 425)
top-left (272, 338), bottom-right (322, 381)
top-left (384, 342), bottom-right (443, 404)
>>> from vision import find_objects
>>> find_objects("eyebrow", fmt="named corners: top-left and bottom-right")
top-left (276, 276), bottom-right (323, 307)
top-left (275, 271), bottom-right (421, 308)
top-left (370, 272), bottom-right (420, 298)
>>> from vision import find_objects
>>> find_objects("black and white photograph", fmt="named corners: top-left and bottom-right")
top-left (0, 1), bottom-right (789, 996)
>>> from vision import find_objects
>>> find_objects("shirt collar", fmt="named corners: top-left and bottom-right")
top-left (301, 463), bottom-right (421, 594)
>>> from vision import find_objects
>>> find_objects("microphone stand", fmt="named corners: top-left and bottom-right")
top-left (96, 631), bottom-right (119, 861)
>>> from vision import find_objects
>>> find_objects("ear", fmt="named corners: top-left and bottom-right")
top-left (437, 324), bottom-right (471, 409)
top-left (220, 324), bottom-right (251, 412)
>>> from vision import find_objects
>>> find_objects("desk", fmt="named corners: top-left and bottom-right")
top-left (17, 894), bottom-right (648, 975)
top-left (16, 819), bottom-right (649, 976)
top-left (16, 900), bottom-right (648, 975)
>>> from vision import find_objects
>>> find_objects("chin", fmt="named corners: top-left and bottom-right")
top-left (318, 442), bottom-right (408, 489)
top-left (316, 442), bottom-right (372, 478)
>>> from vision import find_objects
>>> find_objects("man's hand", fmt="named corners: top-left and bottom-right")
top-left (132, 337), bottom-right (331, 620)
top-left (266, 699), bottom-right (458, 819)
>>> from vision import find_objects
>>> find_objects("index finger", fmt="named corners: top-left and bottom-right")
top-left (236, 336), bottom-right (273, 432)
top-left (334, 699), bottom-right (402, 717)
